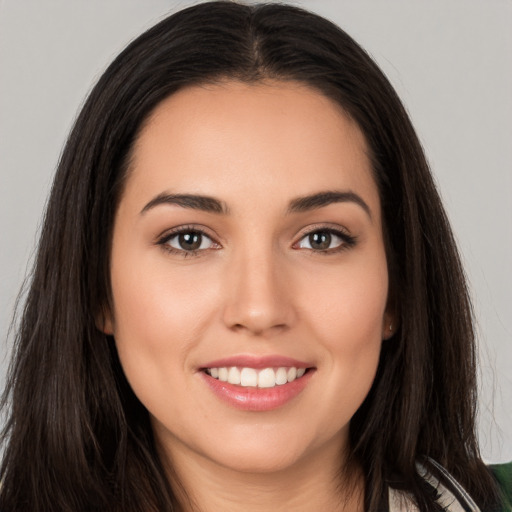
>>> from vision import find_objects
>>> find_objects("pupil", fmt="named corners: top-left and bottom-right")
top-left (310, 231), bottom-right (331, 250)
top-left (179, 232), bottom-right (201, 250)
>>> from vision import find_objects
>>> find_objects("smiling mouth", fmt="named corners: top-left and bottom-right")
top-left (204, 366), bottom-right (308, 388)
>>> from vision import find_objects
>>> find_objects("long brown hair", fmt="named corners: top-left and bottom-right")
top-left (0, 2), bottom-right (500, 511)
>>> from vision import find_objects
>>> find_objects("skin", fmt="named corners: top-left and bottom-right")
top-left (105, 81), bottom-right (394, 511)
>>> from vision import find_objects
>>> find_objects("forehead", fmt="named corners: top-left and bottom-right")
top-left (124, 80), bottom-right (379, 216)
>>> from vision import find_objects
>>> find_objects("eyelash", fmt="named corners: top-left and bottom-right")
top-left (156, 225), bottom-right (357, 257)
top-left (157, 225), bottom-right (219, 258)
top-left (293, 226), bottom-right (357, 254)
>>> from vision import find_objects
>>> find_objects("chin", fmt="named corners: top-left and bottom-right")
top-left (208, 444), bottom-right (307, 475)
top-left (200, 422), bottom-right (342, 476)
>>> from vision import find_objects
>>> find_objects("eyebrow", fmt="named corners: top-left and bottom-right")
top-left (140, 193), bottom-right (229, 215)
top-left (140, 190), bottom-right (371, 219)
top-left (288, 191), bottom-right (372, 219)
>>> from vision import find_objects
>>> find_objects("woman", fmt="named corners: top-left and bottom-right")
top-left (0, 2), bottom-right (510, 511)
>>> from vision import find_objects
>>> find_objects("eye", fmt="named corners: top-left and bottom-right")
top-left (158, 228), bottom-right (218, 254)
top-left (295, 228), bottom-right (355, 252)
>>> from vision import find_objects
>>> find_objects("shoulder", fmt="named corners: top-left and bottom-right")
top-left (489, 462), bottom-right (512, 511)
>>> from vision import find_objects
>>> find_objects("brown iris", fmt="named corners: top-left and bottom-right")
top-left (308, 231), bottom-right (332, 250)
top-left (178, 232), bottom-right (202, 251)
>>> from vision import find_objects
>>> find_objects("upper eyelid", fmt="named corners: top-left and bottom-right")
top-left (293, 222), bottom-right (352, 240)
top-left (156, 226), bottom-right (221, 257)
top-left (156, 224), bottom-right (221, 244)
top-left (292, 224), bottom-right (357, 251)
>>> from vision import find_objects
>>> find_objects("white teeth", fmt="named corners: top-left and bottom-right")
top-left (206, 366), bottom-right (308, 388)
top-left (227, 367), bottom-right (241, 385)
top-left (258, 368), bottom-right (276, 388)
top-left (240, 367), bottom-right (258, 386)
top-left (287, 367), bottom-right (297, 382)
top-left (218, 367), bottom-right (228, 382)
top-left (275, 367), bottom-right (288, 385)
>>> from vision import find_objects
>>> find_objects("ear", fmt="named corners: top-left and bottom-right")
top-left (382, 282), bottom-right (399, 340)
top-left (96, 305), bottom-right (114, 335)
top-left (381, 305), bottom-right (398, 340)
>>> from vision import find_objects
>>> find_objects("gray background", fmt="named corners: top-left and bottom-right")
top-left (1, 0), bottom-right (511, 463)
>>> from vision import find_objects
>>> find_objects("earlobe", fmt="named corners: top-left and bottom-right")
top-left (95, 307), bottom-right (114, 335)
top-left (382, 312), bottom-right (397, 340)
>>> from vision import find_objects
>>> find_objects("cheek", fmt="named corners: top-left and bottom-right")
top-left (298, 254), bottom-right (388, 418)
top-left (303, 254), bottom-right (388, 347)
top-left (110, 250), bottom-right (222, 341)
top-left (108, 253), bottom-right (222, 404)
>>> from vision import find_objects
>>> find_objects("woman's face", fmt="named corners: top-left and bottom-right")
top-left (106, 81), bottom-right (392, 475)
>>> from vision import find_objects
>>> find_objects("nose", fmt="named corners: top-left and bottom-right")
top-left (222, 249), bottom-right (296, 337)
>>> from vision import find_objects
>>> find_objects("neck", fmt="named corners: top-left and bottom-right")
top-left (161, 440), bottom-right (365, 512)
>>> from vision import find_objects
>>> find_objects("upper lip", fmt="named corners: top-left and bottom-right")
top-left (200, 355), bottom-right (313, 370)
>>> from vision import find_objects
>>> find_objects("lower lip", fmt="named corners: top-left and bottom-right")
top-left (200, 370), bottom-right (314, 411)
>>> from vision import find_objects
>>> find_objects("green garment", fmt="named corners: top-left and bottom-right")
top-left (490, 462), bottom-right (512, 511)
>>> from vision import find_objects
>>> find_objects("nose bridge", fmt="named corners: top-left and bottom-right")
top-left (222, 241), bottom-right (294, 335)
